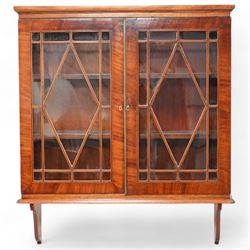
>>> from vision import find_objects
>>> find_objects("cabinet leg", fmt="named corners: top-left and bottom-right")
top-left (30, 204), bottom-right (42, 244)
top-left (214, 203), bottom-right (222, 244)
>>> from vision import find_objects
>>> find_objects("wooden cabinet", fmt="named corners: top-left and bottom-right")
top-left (15, 5), bottom-right (235, 245)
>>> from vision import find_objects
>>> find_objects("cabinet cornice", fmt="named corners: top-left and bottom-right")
top-left (14, 5), bottom-right (235, 19)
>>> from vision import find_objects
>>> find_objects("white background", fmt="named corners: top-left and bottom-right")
top-left (0, 0), bottom-right (249, 249)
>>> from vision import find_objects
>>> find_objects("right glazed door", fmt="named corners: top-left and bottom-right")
top-left (126, 17), bottom-right (231, 195)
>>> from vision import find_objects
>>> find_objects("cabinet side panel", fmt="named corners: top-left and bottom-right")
top-left (19, 20), bottom-right (33, 193)
top-left (217, 17), bottom-right (231, 194)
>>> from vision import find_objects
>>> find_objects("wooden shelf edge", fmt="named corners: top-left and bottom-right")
top-left (18, 194), bottom-right (235, 204)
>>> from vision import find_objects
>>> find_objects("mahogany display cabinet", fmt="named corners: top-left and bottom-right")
top-left (15, 5), bottom-right (235, 245)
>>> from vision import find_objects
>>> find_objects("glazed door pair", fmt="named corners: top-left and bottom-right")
top-left (26, 17), bottom-right (230, 195)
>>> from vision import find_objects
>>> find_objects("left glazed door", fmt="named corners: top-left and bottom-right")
top-left (20, 19), bottom-right (124, 194)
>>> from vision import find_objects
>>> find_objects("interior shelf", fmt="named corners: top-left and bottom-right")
top-left (33, 130), bottom-right (111, 141)
top-left (139, 72), bottom-right (217, 79)
top-left (32, 72), bottom-right (217, 81)
top-left (33, 130), bottom-right (216, 141)
top-left (139, 130), bottom-right (216, 139)
top-left (33, 73), bottom-right (111, 81)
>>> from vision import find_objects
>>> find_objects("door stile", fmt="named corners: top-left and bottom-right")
top-left (126, 21), bottom-right (140, 194)
top-left (123, 18), bottom-right (127, 194)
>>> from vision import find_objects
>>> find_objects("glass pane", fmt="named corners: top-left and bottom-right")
top-left (150, 31), bottom-right (176, 40)
top-left (102, 78), bottom-right (110, 105)
top-left (44, 44), bottom-right (67, 96)
top-left (181, 115), bottom-right (206, 169)
top-left (150, 172), bottom-right (176, 180)
top-left (153, 78), bottom-right (204, 128)
top-left (181, 43), bottom-right (206, 98)
top-left (32, 82), bottom-right (40, 106)
top-left (75, 119), bottom-right (100, 170)
top-left (32, 33), bottom-right (40, 41)
top-left (180, 172), bottom-right (206, 180)
top-left (180, 31), bottom-right (206, 40)
top-left (209, 139), bottom-right (217, 170)
top-left (150, 137), bottom-right (176, 170)
top-left (139, 172), bottom-right (147, 181)
top-left (196, 77), bottom-right (206, 98)
top-left (74, 43), bottom-right (99, 74)
top-left (33, 109), bottom-right (41, 135)
top-left (138, 32), bottom-right (147, 40)
top-left (33, 109), bottom-right (41, 170)
top-left (102, 108), bottom-right (111, 171)
top-left (209, 76), bottom-right (217, 104)
top-left (209, 31), bottom-right (217, 40)
top-left (181, 43), bottom-right (206, 75)
top-left (209, 108), bottom-right (217, 138)
top-left (167, 139), bottom-right (188, 163)
top-left (139, 109), bottom-right (147, 170)
top-left (209, 108), bottom-right (217, 169)
top-left (138, 33), bottom-right (209, 182)
top-left (74, 43), bottom-right (100, 99)
top-left (34, 172), bottom-right (42, 181)
top-left (45, 172), bottom-right (70, 180)
top-left (150, 43), bottom-right (174, 96)
top-left (34, 141), bottom-right (41, 170)
top-left (103, 172), bottom-right (111, 180)
top-left (73, 32), bottom-right (98, 41)
top-left (45, 48), bottom-right (98, 165)
top-left (139, 43), bottom-right (146, 73)
top-left (150, 78), bottom-right (158, 95)
top-left (209, 172), bottom-right (217, 180)
top-left (44, 117), bottom-right (69, 169)
top-left (102, 43), bottom-right (110, 105)
top-left (102, 43), bottom-right (110, 74)
top-left (209, 43), bottom-right (217, 75)
top-left (150, 43), bottom-right (174, 74)
top-left (102, 32), bottom-right (110, 40)
top-left (43, 32), bottom-right (69, 41)
top-left (139, 139), bottom-right (147, 170)
top-left (102, 108), bottom-right (111, 132)
top-left (74, 172), bottom-right (99, 180)
top-left (32, 44), bottom-right (40, 75)
top-left (139, 108), bottom-right (147, 134)
top-left (150, 116), bottom-right (176, 170)
top-left (103, 139), bottom-right (110, 170)
top-left (34, 30), bottom-right (111, 182)
top-left (32, 44), bottom-right (40, 105)
top-left (139, 78), bottom-right (147, 105)
top-left (166, 49), bottom-right (188, 75)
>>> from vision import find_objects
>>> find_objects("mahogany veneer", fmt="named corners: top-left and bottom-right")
top-left (15, 5), bottom-right (235, 245)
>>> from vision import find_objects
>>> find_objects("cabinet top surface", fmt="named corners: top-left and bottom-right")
top-left (14, 5), bottom-right (234, 18)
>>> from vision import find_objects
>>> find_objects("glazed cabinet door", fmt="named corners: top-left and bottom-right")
top-left (126, 18), bottom-right (231, 195)
top-left (19, 19), bottom-right (124, 194)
